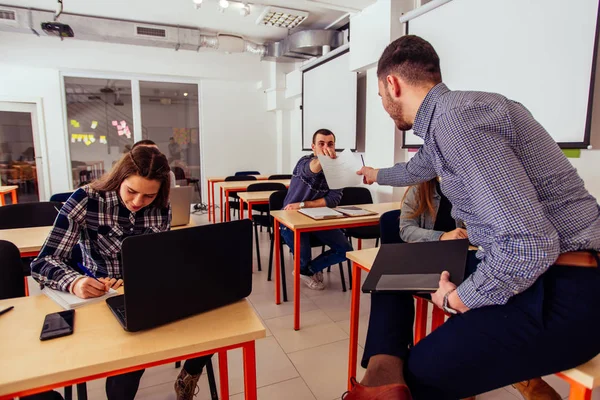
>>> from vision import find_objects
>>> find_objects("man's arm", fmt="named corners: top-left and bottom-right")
top-left (438, 105), bottom-right (560, 309)
top-left (358, 146), bottom-right (437, 186)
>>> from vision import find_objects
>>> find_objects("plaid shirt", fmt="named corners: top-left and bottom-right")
top-left (378, 83), bottom-right (600, 309)
top-left (31, 186), bottom-right (171, 292)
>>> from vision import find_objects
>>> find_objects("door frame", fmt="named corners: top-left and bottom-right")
top-left (0, 98), bottom-right (51, 201)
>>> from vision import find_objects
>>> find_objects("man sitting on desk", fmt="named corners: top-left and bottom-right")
top-left (281, 128), bottom-right (353, 290)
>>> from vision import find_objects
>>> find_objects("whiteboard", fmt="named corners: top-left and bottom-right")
top-left (302, 51), bottom-right (357, 150)
top-left (406, 0), bottom-right (599, 147)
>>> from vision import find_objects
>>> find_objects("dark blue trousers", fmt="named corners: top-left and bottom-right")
top-left (362, 255), bottom-right (600, 399)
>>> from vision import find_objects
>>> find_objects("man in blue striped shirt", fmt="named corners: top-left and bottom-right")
top-left (346, 35), bottom-right (600, 400)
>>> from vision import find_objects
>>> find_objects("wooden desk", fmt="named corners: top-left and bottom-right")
top-left (0, 295), bottom-right (265, 399)
top-left (216, 180), bottom-right (290, 223)
top-left (0, 226), bottom-right (51, 258)
top-left (270, 202), bottom-right (401, 330)
top-left (237, 191), bottom-right (278, 220)
top-left (206, 176), bottom-right (268, 223)
top-left (0, 185), bottom-right (18, 206)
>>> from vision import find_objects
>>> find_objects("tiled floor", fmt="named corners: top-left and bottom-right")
top-left (56, 211), bottom-right (599, 400)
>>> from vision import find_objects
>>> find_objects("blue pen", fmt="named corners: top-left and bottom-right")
top-left (77, 262), bottom-right (101, 283)
top-left (361, 155), bottom-right (365, 166)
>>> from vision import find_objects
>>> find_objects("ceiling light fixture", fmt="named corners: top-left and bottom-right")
top-left (183, 92), bottom-right (189, 97)
top-left (192, 0), bottom-right (203, 8)
top-left (219, 0), bottom-right (229, 9)
top-left (256, 6), bottom-right (308, 29)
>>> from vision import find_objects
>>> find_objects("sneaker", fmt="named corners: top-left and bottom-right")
top-left (294, 269), bottom-right (325, 290)
top-left (315, 271), bottom-right (324, 283)
top-left (174, 368), bottom-right (201, 400)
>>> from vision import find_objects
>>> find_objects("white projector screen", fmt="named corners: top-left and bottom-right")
top-left (303, 51), bottom-right (357, 150)
top-left (404, 0), bottom-right (599, 148)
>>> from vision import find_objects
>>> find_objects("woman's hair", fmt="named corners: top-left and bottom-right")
top-left (401, 178), bottom-right (437, 220)
top-left (90, 146), bottom-right (171, 208)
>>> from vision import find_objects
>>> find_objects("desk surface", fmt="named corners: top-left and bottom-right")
top-left (0, 295), bottom-right (265, 396)
top-left (0, 226), bottom-right (52, 253)
top-left (0, 185), bottom-right (18, 193)
top-left (271, 202), bottom-right (401, 230)
top-left (216, 179), bottom-right (290, 191)
top-left (237, 191), bottom-right (278, 203)
top-left (346, 247), bottom-right (379, 271)
top-left (207, 175), bottom-right (268, 182)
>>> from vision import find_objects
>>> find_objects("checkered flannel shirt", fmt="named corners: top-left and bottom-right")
top-left (378, 83), bottom-right (600, 309)
top-left (31, 186), bottom-right (171, 292)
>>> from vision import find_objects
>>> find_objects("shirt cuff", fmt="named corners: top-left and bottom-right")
top-left (67, 275), bottom-right (85, 294)
top-left (432, 230), bottom-right (444, 241)
top-left (456, 274), bottom-right (499, 310)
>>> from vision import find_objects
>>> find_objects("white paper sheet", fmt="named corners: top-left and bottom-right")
top-left (317, 150), bottom-right (363, 190)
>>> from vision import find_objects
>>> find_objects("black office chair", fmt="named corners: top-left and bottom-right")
top-left (49, 192), bottom-right (73, 203)
top-left (246, 182), bottom-right (287, 272)
top-left (234, 171), bottom-right (260, 176)
top-left (337, 187), bottom-right (380, 289)
top-left (379, 209), bottom-right (403, 245)
top-left (268, 191), bottom-right (348, 301)
top-left (0, 202), bottom-right (62, 230)
top-left (224, 175), bottom-right (257, 220)
top-left (268, 174), bottom-right (292, 180)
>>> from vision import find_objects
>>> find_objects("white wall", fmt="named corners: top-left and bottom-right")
top-left (0, 32), bottom-right (274, 198)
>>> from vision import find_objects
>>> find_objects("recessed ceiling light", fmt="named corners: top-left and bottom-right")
top-left (219, 0), bottom-right (229, 8)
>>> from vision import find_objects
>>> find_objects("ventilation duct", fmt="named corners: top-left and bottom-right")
top-left (0, 6), bottom-right (343, 61)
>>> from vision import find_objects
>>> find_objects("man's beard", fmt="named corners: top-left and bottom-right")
top-left (386, 94), bottom-right (412, 131)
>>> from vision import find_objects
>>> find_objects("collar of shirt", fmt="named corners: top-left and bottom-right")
top-left (412, 83), bottom-right (451, 138)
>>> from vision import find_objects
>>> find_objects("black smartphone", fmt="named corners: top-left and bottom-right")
top-left (40, 309), bottom-right (75, 341)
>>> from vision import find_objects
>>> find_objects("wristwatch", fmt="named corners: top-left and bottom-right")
top-left (299, 202), bottom-right (305, 209)
top-left (443, 289), bottom-right (460, 315)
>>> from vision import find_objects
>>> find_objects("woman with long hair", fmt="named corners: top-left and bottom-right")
top-left (32, 146), bottom-right (212, 400)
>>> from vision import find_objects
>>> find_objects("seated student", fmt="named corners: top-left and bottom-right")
top-left (281, 128), bottom-right (353, 290)
top-left (353, 179), bottom-right (560, 400)
top-left (31, 146), bottom-right (212, 400)
top-left (131, 139), bottom-right (177, 188)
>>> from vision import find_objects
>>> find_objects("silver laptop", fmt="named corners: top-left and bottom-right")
top-left (170, 186), bottom-right (193, 227)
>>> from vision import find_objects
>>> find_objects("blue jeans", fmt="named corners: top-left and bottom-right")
top-left (280, 226), bottom-right (353, 274)
top-left (362, 253), bottom-right (600, 399)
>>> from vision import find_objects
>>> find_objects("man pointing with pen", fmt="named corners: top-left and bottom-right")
top-left (347, 35), bottom-right (600, 400)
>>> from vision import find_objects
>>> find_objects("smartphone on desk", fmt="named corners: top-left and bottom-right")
top-left (40, 309), bottom-right (75, 341)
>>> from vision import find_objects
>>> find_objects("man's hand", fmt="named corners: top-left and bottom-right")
top-left (356, 166), bottom-right (379, 185)
top-left (72, 277), bottom-right (109, 299)
top-left (440, 228), bottom-right (468, 240)
top-left (431, 271), bottom-right (469, 313)
top-left (99, 277), bottom-right (124, 290)
top-left (316, 147), bottom-right (337, 159)
top-left (284, 203), bottom-right (301, 211)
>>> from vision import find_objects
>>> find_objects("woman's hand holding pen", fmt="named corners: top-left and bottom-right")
top-left (99, 277), bottom-right (124, 290)
top-left (72, 277), bottom-right (110, 299)
top-left (440, 228), bottom-right (468, 241)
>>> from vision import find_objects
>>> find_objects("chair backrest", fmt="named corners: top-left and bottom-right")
top-left (0, 240), bottom-right (26, 300)
top-left (234, 171), bottom-right (260, 176)
top-left (269, 190), bottom-right (288, 212)
top-left (49, 192), bottom-right (72, 202)
top-left (268, 174), bottom-right (292, 180)
top-left (0, 202), bottom-right (63, 229)
top-left (224, 175), bottom-right (258, 182)
top-left (379, 209), bottom-right (403, 245)
top-left (338, 187), bottom-right (374, 206)
top-left (172, 166), bottom-right (186, 180)
top-left (247, 182), bottom-right (287, 193)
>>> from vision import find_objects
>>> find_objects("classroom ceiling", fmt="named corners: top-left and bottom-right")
top-left (0, 0), bottom-right (376, 42)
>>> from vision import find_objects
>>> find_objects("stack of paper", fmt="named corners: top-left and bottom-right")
top-left (298, 207), bottom-right (345, 220)
top-left (43, 286), bottom-right (119, 310)
top-left (335, 206), bottom-right (377, 217)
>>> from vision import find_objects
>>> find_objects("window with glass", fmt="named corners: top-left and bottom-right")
top-left (64, 77), bottom-right (134, 189)
top-left (139, 81), bottom-right (201, 202)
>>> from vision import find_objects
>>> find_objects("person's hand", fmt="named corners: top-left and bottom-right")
top-left (315, 147), bottom-right (337, 159)
top-left (284, 203), bottom-right (301, 211)
top-left (99, 277), bottom-right (124, 290)
top-left (431, 271), bottom-right (458, 309)
top-left (440, 228), bottom-right (468, 240)
top-left (356, 166), bottom-right (379, 185)
top-left (72, 277), bottom-right (110, 299)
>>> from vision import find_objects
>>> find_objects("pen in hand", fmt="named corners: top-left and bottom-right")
top-left (360, 155), bottom-right (365, 167)
top-left (0, 306), bottom-right (14, 316)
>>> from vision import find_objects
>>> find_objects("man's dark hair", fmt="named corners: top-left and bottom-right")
top-left (312, 128), bottom-right (336, 144)
top-left (377, 35), bottom-right (442, 86)
top-left (131, 139), bottom-right (157, 149)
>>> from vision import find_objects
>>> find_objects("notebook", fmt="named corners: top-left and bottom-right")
top-left (335, 206), bottom-right (377, 217)
top-left (43, 286), bottom-right (119, 310)
top-left (298, 207), bottom-right (345, 220)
